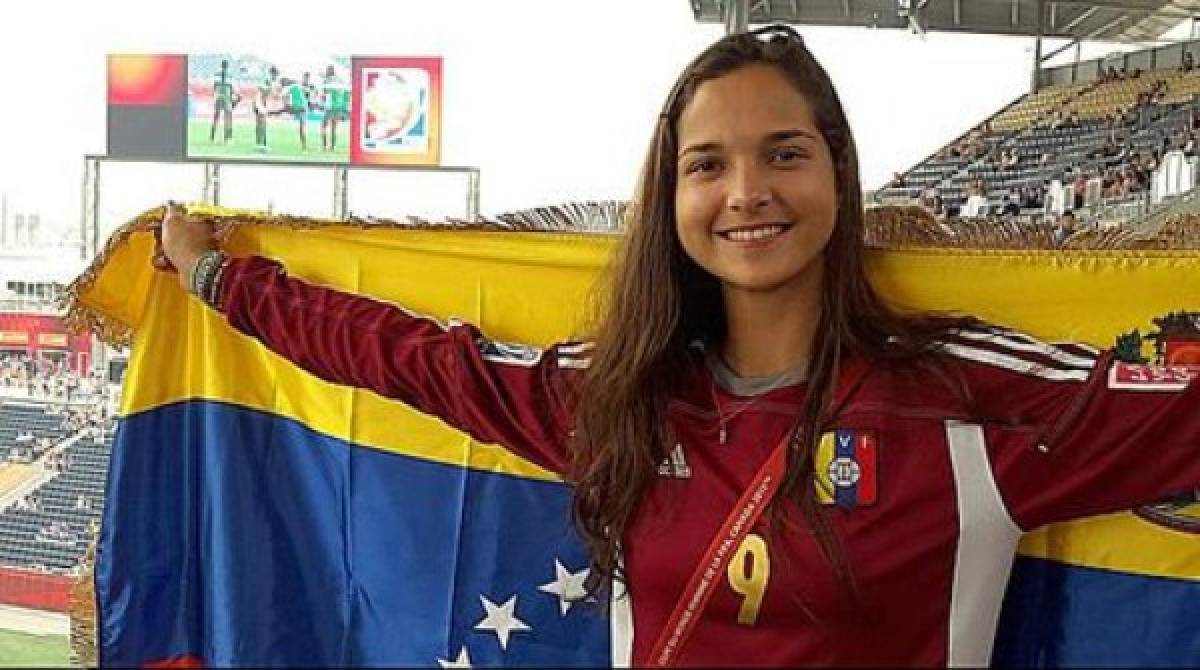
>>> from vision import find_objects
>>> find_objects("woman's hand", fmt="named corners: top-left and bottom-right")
top-left (157, 204), bottom-right (217, 290)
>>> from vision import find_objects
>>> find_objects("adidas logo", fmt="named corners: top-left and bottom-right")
top-left (657, 443), bottom-right (691, 479)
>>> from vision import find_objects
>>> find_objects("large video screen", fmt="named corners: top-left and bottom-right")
top-left (187, 54), bottom-right (352, 163)
top-left (109, 53), bottom-right (441, 166)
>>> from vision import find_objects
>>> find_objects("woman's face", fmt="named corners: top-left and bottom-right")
top-left (674, 64), bottom-right (838, 296)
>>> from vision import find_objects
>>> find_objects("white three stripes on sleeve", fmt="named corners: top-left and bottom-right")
top-left (939, 326), bottom-right (1098, 383)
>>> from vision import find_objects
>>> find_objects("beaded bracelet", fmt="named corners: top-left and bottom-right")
top-left (205, 254), bottom-right (229, 309)
top-left (188, 250), bottom-right (219, 296)
top-left (188, 250), bottom-right (230, 309)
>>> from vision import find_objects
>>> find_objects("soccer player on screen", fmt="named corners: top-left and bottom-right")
top-left (209, 60), bottom-right (236, 144)
top-left (320, 65), bottom-right (349, 152)
top-left (280, 72), bottom-right (315, 151)
top-left (252, 66), bottom-right (280, 153)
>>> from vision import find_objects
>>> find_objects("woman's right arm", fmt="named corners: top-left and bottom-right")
top-left (158, 207), bottom-right (582, 475)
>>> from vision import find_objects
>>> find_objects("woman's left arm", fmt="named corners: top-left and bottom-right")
top-left (944, 327), bottom-right (1200, 530)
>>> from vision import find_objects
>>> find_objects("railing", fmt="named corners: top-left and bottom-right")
top-left (1132, 187), bottom-right (1200, 233)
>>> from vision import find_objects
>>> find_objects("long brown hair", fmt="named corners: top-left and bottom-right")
top-left (570, 25), bottom-right (967, 595)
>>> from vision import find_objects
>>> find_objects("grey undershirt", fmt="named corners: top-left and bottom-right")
top-left (704, 348), bottom-right (809, 398)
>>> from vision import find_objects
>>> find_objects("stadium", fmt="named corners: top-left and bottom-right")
top-left (0, 239), bottom-right (115, 665)
top-left (3, 0), bottom-right (1200, 666)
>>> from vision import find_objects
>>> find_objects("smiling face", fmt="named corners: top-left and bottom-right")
top-left (674, 64), bottom-right (838, 299)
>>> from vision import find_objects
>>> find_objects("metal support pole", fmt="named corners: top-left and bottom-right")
top-left (333, 167), bottom-right (349, 219)
top-left (1032, 36), bottom-right (1044, 91)
top-left (79, 157), bottom-right (101, 261)
top-left (79, 158), bottom-right (93, 261)
top-left (91, 160), bottom-right (101, 260)
top-left (725, 0), bottom-right (751, 34)
top-left (203, 162), bottom-right (221, 206)
top-left (1031, 0), bottom-right (1045, 92)
top-left (466, 170), bottom-right (481, 221)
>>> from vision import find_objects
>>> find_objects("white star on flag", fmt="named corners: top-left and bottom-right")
top-left (538, 559), bottom-right (590, 616)
top-left (437, 646), bottom-right (472, 668)
top-left (474, 594), bottom-right (531, 650)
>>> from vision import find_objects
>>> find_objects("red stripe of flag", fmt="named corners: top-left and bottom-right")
top-left (855, 432), bottom-right (877, 505)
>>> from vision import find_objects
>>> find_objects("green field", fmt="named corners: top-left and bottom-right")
top-left (188, 117), bottom-right (350, 163)
top-left (0, 629), bottom-right (69, 668)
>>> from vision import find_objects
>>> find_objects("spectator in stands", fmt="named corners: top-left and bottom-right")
top-left (1122, 166), bottom-right (1142, 195)
top-left (997, 148), bottom-right (1019, 170)
top-left (1182, 51), bottom-right (1195, 73)
top-left (1143, 150), bottom-right (1160, 173)
top-left (1054, 210), bottom-right (1077, 246)
top-left (1072, 172), bottom-right (1088, 209)
top-left (1102, 168), bottom-right (1123, 198)
top-left (1021, 184), bottom-right (1044, 209)
top-left (1001, 189), bottom-right (1021, 216)
top-left (918, 187), bottom-right (944, 218)
top-left (1119, 104), bottom-right (1138, 128)
top-left (958, 188), bottom-right (982, 215)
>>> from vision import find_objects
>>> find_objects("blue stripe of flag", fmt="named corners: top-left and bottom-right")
top-left (96, 399), bottom-right (610, 667)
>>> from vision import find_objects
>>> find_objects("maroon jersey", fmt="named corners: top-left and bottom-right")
top-left (217, 255), bottom-right (1200, 667)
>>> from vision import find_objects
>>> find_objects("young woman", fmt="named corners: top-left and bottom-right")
top-left (160, 26), bottom-right (1200, 667)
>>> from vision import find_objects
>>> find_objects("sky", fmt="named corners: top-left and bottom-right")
top-left (0, 0), bottom-right (1178, 244)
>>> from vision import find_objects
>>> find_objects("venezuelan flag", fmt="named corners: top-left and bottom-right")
top-left (69, 207), bottom-right (1200, 666)
top-left (76, 209), bottom-right (613, 666)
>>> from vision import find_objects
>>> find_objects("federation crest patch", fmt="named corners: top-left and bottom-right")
top-left (814, 429), bottom-right (877, 509)
top-left (1135, 490), bottom-right (1200, 534)
top-left (1109, 311), bottom-right (1200, 392)
top-left (1114, 311), bottom-right (1200, 532)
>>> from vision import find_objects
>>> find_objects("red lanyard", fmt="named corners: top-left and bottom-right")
top-left (646, 436), bottom-right (789, 667)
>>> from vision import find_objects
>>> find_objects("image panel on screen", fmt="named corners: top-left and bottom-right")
top-left (186, 54), bottom-right (351, 164)
top-left (350, 58), bottom-right (442, 166)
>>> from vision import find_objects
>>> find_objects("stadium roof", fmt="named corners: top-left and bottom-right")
top-left (690, 0), bottom-right (1200, 43)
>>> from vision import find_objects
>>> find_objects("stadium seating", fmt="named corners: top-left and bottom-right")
top-left (0, 402), bottom-right (113, 576)
top-left (991, 81), bottom-right (1092, 132)
top-left (878, 66), bottom-right (1200, 218)
top-left (0, 404), bottom-right (75, 464)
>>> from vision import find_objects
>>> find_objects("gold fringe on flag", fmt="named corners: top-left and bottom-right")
top-left (60, 203), bottom-right (1200, 349)
top-left (68, 541), bottom-right (97, 669)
